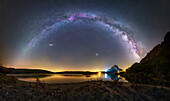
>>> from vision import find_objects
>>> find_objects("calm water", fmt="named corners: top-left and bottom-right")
top-left (7, 72), bottom-right (128, 83)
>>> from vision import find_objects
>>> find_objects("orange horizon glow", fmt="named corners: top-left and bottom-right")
top-left (4, 64), bottom-right (130, 72)
top-left (4, 65), bottom-right (106, 72)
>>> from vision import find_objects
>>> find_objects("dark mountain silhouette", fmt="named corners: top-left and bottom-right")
top-left (0, 66), bottom-right (53, 74)
top-left (125, 31), bottom-right (170, 86)
top-left (0, 66), bottom-right (98, 74)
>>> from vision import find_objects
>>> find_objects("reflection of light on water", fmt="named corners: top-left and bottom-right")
top-left (98, 72), bottom-right (101, 77)
top-left (117, 75), bottom-right (126, 80)
top-left (121, 77), bottom-right (126, 80)
top-left (104, 73), bottom-right (107, 78)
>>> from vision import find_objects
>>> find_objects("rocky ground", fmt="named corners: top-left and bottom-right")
top-left (0, 80), bottom-right (170, 101)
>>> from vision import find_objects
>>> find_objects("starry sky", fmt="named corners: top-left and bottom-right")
top-left (1, 0), bottom-right (170, 72)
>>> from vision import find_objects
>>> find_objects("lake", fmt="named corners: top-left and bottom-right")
top-left (7, 72), bottom-right (128, 83)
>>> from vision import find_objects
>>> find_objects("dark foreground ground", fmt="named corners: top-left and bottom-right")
top-left (0, 80), bottom-right (170, 101)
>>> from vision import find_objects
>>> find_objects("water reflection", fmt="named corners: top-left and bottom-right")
top-left (108, 74), bottom-right (120, 80)
top-left (7, 73), bottom-right (128, 83)
top-left (104, 73), bottom-right (107, 78)
top-left (98, 72), bottom-right (101, 77)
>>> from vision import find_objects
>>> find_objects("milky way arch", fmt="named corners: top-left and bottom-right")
top-left (25, 12), bottom-right (143, 59)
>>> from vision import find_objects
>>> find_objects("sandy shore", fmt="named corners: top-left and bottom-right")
top-left (0, 80), bottom-right (170, 101)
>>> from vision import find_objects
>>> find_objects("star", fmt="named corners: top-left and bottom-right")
top-left (96, 53), bottom-right (99, 56)
top-left (49, 43), bottom-right (54, 47)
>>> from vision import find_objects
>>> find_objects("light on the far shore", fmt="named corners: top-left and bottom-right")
top-left (104, 69), bottom-right (108, 72)
top-left (122, 69), bottom-right (126, 72)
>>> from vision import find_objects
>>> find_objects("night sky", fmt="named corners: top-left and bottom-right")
top-left (1, 0), bottom-right (170, 71)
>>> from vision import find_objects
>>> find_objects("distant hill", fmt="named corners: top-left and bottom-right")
top-left (0, 66), bottom-right (53, 74)
top-left (0, 66), bottom-right (98, 74)
top-left (125, 31), bottom-right (170, 86)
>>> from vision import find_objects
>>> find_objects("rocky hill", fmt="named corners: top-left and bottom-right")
top-left (106, 65), bottom-right (122, 74)
top-left (125, 31), bottom-right (170, 86)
